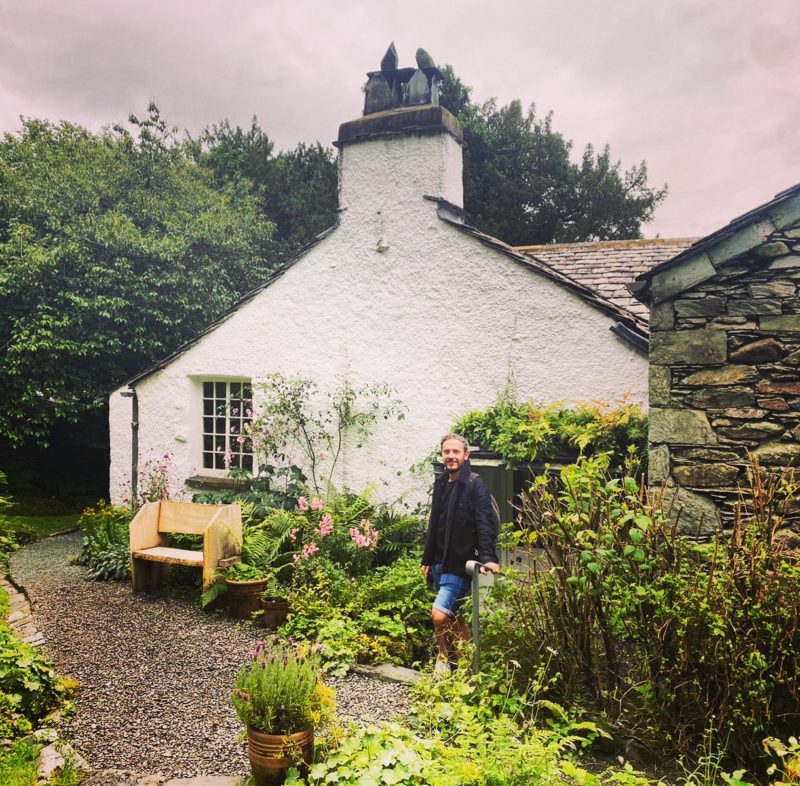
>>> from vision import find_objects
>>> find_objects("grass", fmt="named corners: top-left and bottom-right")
top-left (0, 738), bottom-right (84, 786)
top-left (4, 496), bottom-right (82, 539)
top-left (0, 738), bottom-right (39, 786)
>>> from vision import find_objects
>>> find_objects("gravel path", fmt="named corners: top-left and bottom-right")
top-left (10, 533), bottom-right (410, 780)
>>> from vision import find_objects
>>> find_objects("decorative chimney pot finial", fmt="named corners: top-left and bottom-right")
top-left (415, 48), bottom-right (435, 69)
top-left (363, 43), bottom-right (443, 115)
top-left (381, 42), bottom-right (398, 72)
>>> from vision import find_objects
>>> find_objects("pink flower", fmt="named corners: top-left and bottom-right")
top-left (300, 542), bottom-right (319, 560)
top-left (292, 554), bottom-right (300, 563)
top-left (310, 498), bottom-right (324, 511)
top-left (317, 514), bottom-right (333, 538)
top-left (297, 497), bottom-right (309, 512)
top-left (289, 527), bottom-right (299, 542)
top-left (349, 519), bottom-right (379, 550)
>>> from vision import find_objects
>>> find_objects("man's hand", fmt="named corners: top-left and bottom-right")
top-left (479, 561), bottom-right (500, 575)
top-left (421, 565), bottom-right (431, 579)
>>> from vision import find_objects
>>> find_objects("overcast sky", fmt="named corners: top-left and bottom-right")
top-left (1, 0), bottom-right (797, 240)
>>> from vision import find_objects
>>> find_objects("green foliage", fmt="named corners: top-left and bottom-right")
top-left (288, 668), bottom-right (649, 786)
top-left (282, 556), bottom-right (432, 674)
top-left (0, 470), bottom-right (20, 569)
top-left (0, 737), bottom-right (39, 786)
top-left (192, 119), bottom-right (337, 263)
top-left (75, 501), bottom-right (132, 581)
top-left (0, 627), bottom-right (67, 733)
top-left (482, 455), bottom-right (800, 767)
top-left (438, 65), bottom-right (666, 245)
top-left (454, 398), bottom-right (647, 468)
top-left (231, 636), bottom-right (334, 734)
top-left (0, 105), bottom-right (275, 446)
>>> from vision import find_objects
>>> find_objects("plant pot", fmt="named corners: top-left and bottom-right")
top-left (261, 597), bottom-right (289, 630)
top-left (225, 578), bottom-right (268, 620)
top-left (247, 726), bottom-right (314, 786)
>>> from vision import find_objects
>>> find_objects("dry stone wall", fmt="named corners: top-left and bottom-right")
top-left (649, 225), bottom-right (800, 532)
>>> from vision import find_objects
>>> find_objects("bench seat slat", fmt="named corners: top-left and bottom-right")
top-left (133, 547), bottom-right (203, 567)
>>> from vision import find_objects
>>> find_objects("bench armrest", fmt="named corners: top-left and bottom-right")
top-left (203, 505), bottom-right (243, 591)
top-left (130, 501), bottom-right (164, 552)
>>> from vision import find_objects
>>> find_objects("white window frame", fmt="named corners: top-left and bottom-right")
top-left (199, 378), bottom-right (254, 476)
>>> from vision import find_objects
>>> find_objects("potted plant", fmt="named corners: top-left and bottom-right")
top-left (223, 562), bottom-right (269, 619)
top-left (260, 576), bottom-right (290, 630)
top-left (232, 637), bottom-right (334, 786)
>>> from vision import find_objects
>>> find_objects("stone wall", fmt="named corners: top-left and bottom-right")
top-left (649, 226), bottom-right (800, 532)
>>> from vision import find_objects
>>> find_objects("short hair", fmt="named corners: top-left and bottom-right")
top-left (440, 433), bottom-right (470, 451)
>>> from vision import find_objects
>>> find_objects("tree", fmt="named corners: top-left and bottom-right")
top-left (0, 104), bottom-right (275, 445)
top-left (193, 121), bottom-right (337, 262)
top-left (438, 66), bottom-right (666, 244)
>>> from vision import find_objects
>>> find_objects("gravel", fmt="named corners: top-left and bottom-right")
top-left (10, 532), bottom-right (411, 780)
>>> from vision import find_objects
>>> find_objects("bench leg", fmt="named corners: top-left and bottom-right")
top-left (131, 558), bottom-right (170, 593)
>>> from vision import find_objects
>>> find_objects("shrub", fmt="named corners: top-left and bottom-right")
top-left (454, 398), bottom-right (647, 469)
top-left (482, 455), bottom-right (800, 767)
top-left (287, 667), bottom-right (651, 786)
top-left (0, 627), bottom-right (67, 733)
top-left (76, 501), bottom-right (133, 580)
top-left (232, 636), bottom-right (334, 734)
top-left (0, 470), bottom-right (19, 570)
top-left (282, 556), bottom-right (432, 673)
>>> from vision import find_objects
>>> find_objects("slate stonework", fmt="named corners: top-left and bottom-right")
top-left (648, 222), bottom-right (800, 531)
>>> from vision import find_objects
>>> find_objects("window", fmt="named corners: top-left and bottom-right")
top-left (201, 381), bottom-right (253, 472)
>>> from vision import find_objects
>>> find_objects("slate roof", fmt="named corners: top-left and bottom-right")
top-left (515, 238), bottom-right (698, 323)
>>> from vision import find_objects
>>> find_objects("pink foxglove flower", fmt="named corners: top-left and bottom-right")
top-left (310, 497), bottom-right (324, 511)
top-left (297, 497), bottom-right (309, 512)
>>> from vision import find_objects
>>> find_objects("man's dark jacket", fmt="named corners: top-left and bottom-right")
top-left (422, 459), bottom-right (499, 577)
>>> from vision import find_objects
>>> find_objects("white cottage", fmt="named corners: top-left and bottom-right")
top-left (109, 52), bottom-right (649, 505)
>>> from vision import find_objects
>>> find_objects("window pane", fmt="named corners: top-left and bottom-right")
top-left (231, 382), bottom-right (241, 397)
top-left (215, 417), bottom-right (226, 434)
top-left (203, 382), bottom-right (213, 397)
top-left (215, 382), bottom-right (225, 398)
top-left (203, 435), bottom-right (213, 452)
top-left (243, 454), bottom-right (253, 472)
top-left (203, 399), bottom-right (213, 416)
top-left (214, 453), bottom-right (224, 469)
top-left (203, 417), bottom-right (213, 434)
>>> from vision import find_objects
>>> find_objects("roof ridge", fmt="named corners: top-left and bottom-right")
top-left (515, 237), bottom-right (699, 252)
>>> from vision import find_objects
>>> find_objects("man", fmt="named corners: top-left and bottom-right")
top-left (422, 433), bottom-right (500, 674)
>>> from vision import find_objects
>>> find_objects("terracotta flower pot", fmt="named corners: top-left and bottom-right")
top-left (225, 577), bottom-right (268, 620)
top-left (261, 597), bottom-right (289, 630)
top-left (247, 726), bottom-right (314, 786)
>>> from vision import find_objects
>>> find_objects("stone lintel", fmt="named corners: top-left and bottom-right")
top-left (769, 193), bottom-right (800, 230)
top-left (336, 105), bottom-right (463, 147)
top-left (651, 252), bottom-right (716, 304)
top-left (707, 220), bottom-right (774, 267)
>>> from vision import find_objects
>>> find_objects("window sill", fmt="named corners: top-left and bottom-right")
top-left (184, 475), bottom-right (250, 491)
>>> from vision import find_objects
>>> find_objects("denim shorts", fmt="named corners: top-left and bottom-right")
top-left (431, 563), bottom-right (471, 617)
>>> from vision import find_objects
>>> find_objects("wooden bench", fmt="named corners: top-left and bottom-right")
top-left (130, 500), bottom-right (242, 593)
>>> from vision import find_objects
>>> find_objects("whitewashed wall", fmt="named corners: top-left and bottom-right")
top-left (110, 128), bottom-right (647, 505)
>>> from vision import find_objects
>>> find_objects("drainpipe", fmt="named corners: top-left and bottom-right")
top-left (120, 388), bottom-right (139, 508)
